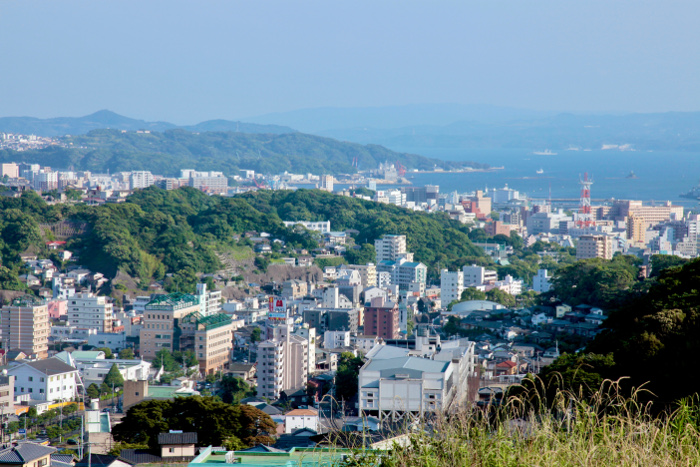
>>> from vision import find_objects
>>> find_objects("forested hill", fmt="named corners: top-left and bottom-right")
top-left (0, 187), bottom-right (485, 294)
top-left (0, 129), bottom-right (485, 176)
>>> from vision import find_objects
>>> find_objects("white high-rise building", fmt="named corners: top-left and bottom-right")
top-left (440, 269), bottom-right (464, 305)
top-left (67, 293), bottom-right (113, 333)
top-left (129, 171), bottom-right (155, 190)
top-left (256, 314), bottom-right (309, 400)
top-left (462, 265), bottom-right (498, 287)
top-left (375, 235), bottom-right (408, 263)
top-left (533, 269), bottom-right (552, 293)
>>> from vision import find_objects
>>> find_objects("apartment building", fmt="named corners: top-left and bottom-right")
top-left (344, 263), bottom-right (377, 288)
top-left (363, 297), bottom-right (400, 340)
top-left (129, 171), bottom-right (155, 190)
top-left (179, 312), bottom-right (234, 375)
top-left (462, 265), bottom-right (498, 287)
top-left (139, 293), bottom-right (201, 359)
top-left (377, 258), bottom-right (427, 291)
top-left (66, 293), bottom-right (113, 332)
top-left (0, 375), bottom-right (14, 410)
top-left (375, 234), bottom-right (412, 263)
top-left (256, 317), bottom-right (309, 400)
top-left (576, 235), bottom-right (614, 260)
top-left (188, 171), bottom-right (228, 195)
top-left (196, 283), bottom-right (222, 317)
top-left (608, 200), bottom-right (683, 224)
top-left (1, 295), bottom-right (50, 359)
top-left (440, 269), bottom-right (464, 305)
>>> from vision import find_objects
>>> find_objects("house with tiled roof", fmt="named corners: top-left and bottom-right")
top-left (0, 442), bottom-right (56, 467)
top-left (7, 357), bottom-right (79, 403)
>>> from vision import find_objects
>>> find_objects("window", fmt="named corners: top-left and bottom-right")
top-left (40, 377), bottom-right (45, 382)
top-left (28, 377), bottom-right (33, 382)
top-left (169, 448), bottom-right (174, 453)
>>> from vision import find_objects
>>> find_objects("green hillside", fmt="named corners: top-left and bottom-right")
top-left (0, 187), bottom-right (485, 294)
top-left (0, 128), bottom-right (487, 176)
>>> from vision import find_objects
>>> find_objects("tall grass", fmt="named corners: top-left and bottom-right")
top-left (341, 379), bottom-right (700, 466)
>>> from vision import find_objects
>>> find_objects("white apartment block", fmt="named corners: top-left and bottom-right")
top-left (533, 269), bottom-right (552, 293)
top-left (67, 293), bottom-right (113, 333)
top-left (9, 358), bottom-right (79, 403)
top-left (323, 330), bottom-right (351, 349)
top-left (197, 283), bottom-right (222, 316)
top-left (440, 269), bottom-right (464, 305)
top-left (189, 171), bottom-right (228, 195)
top-left (462, 265), bottom-right (498, 287)
top-left (129, 171), bottom-right (155, 190)
top-left (256, 320), bottom-right (308, 400)
top-left (283, 221), bottom-right (331, 234)
top-left (375, 235), bottom-right (407, 263)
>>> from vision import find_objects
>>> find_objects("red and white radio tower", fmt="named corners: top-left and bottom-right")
top-left (576, 172), bottom-right (595, 228)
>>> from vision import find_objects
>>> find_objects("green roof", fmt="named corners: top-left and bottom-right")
top-left (71, 351), bottom-right (106, 360)
top-left (190, 446), bottom-right (366, 467)
top-left (146, 292), bottom-right (199, 310)
top-left (183, 312), bottom-right (232, 331)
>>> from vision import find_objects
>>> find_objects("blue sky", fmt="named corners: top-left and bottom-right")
top-left (1, 0), bottom-right (698, 123)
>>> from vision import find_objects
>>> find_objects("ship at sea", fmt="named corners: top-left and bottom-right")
top-left (533, 149), bottom-right (558, 156)
top-left (626, 171), bottom-right (638, 179)
top-left (536, 168), bottom-right (544, 174)
top-left (680, 180), bottom-right (700, 200)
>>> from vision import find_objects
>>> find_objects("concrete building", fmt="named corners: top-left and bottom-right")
top-left (577, 235), bottom-right (614, 260)
top-left (462, 265), bottom-right (498, 287)
top-left (359, 355), bottom-right (454, 420)
top-left (139, 293), bottom-right (201, 360)
top-left (440, 269), bottom-right (464, 306)
top-left (375, 235), bottom-right (409, 263)
top-left (67, 293), bottom-right (113, 333)
top-left (323, 330), bottom-right (351, 349)
top-left (196, 283), bottom-right (222, 317)
top-left (55, 350), bottom-right (151, 385)
top-left (178, 312), bottom-right (234, 375)
top-left (129, 171), bottom-right (155, 190)
top-left (1, 295), bottom-right (50, 359)
top-left (320, 175), bottom-right (334, 192)
top-left (533, 269), bottom-right (552, 293)
top-left (627, 214), bottom-right (647, 245)
top-left (0, 375), bottom-right (14, 410)
top-left (345, 263), bottom-right (377, 288)
top-left (188, 171), bottom-right (228, 195)
top-left (256, 316), bottom-right (309, 400)
top-left (377, 258), bottom-right (427, 291)
top-left (608, 200), bottom-right (683, 224)
top-left (282, 221), bottom-right (331, 234)
top-left (364, 297), bottom-right (400, 340)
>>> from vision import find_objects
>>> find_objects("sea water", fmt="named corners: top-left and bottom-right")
top-left (392, 147), bottom-right (700, 208)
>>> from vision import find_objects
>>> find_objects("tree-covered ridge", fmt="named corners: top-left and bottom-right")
top-left (0, 128), bottom-right (486, 176)
top-left (0, 187), bottom-right (486, 293)
top-left (241, 189), bottom-right (485, 275)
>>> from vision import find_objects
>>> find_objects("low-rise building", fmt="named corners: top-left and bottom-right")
top-left (8, 357), bottom-right (79, 402)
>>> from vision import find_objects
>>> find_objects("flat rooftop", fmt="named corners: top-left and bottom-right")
top-left (190, 447), bottom-right (360, 467)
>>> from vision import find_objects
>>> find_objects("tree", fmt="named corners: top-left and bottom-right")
top-left (485, 288), bottom-right (517, 308)
top-left (118, 348), bottom-right (135, 359)
top-left (103, 363), bottom-right (125, 388)
top-left (335, 352), bottom-right (364, 402)
top-left (86, 383), bottom-right (100, 400)
top-left (112, 396), bottom-right (275, 449)
top-left (219, 376), bottom-right (255, 404)
top-left (250, 327), bottom-right (262, 343)
top-left (96, 347), bottom-right (114, 359)
top-left (460, 287), bottom-right (487, 302)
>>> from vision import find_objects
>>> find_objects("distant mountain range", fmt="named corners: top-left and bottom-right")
top-left (0, 128), bottom-right (485, 177)
top-left (245, 104), bottom-right (700, 153)
top-left (0, 110), bottom-right (296, 137)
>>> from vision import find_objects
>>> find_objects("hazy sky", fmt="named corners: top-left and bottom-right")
top-left (1, 1), bottom-right (699, 123)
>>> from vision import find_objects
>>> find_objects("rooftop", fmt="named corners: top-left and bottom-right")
top-left (15, 358), bottom-right (77, 376)
top-left (10, 294), bottom-right (46, 307)
top-left (190, 446), bottom-right (358, 467)
top-left (0, 443), bottom-right (56, 464)
top-left (146, 292), bottom-right (199, 310)
top-left (158, 432), bottom-right (198, 445)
